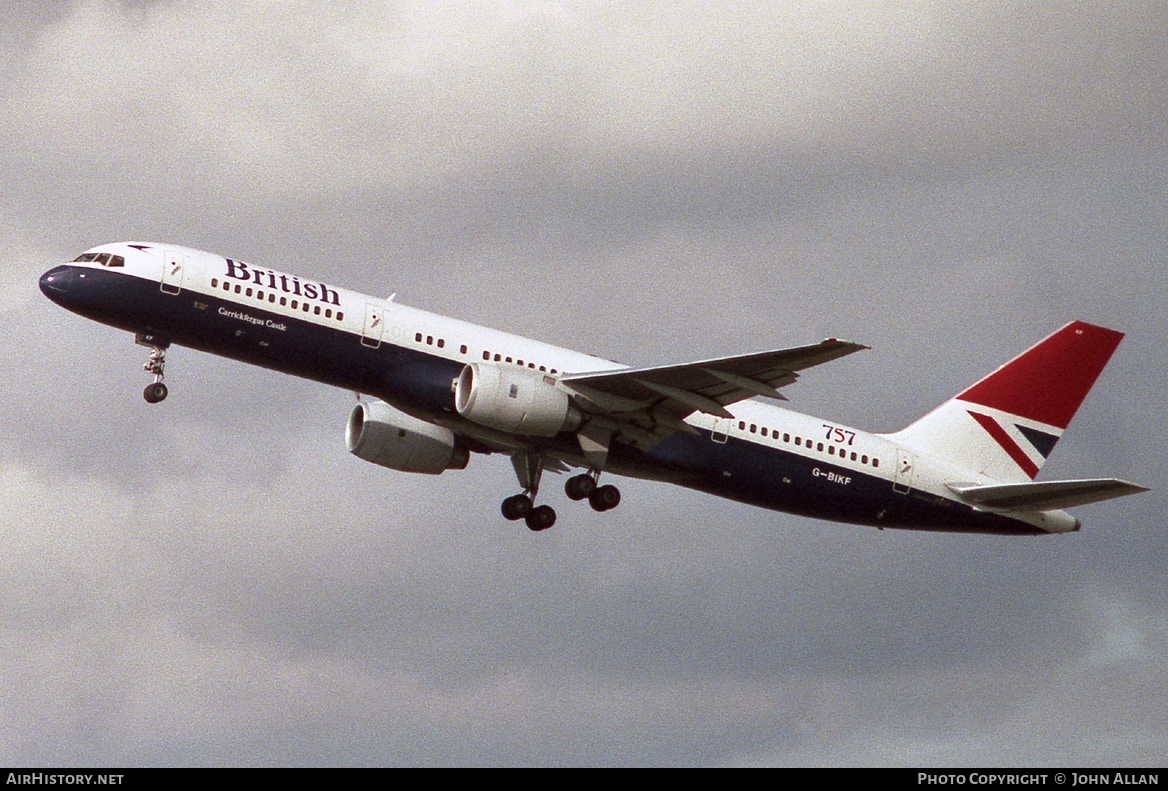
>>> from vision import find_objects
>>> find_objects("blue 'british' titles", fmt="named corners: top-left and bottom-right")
top-left (224, 259), bottom-right (340, 306)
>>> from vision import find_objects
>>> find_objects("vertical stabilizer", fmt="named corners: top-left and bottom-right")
top-left (885, 321), bottom-right (1124, 483)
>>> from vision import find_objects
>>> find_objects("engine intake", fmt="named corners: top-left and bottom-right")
top-left (346, 400), bottom-right (469, 474)
top-left (455, 364), bottom-right (581, 437)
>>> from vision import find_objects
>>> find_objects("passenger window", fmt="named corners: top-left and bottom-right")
top-left (494, 354), bottom-right (501, 362)
top-left (460, 345), bottom-right (468, 354)
top-left (873, 458), bottom-right (880, 468)
top-left (280, 297), bottom-right (287, 306)
top-left (437, 339), bottom-right (445, 348)
top-left (235, 285), bottom-right (241, 294)
top-left (426, 336), bottom-right (433, 345)
top-left (212, 278), bottom-right (219, 287)
top-left (270, 294), bottom-right (276, 303)
top-left (850, 452), bottom-right (857, 461)
top-left (246, 288), bottom-right (253, 297)
top-left (336, 312), bottom-right (344, 321)
top-left (750, 424), bottom-right (757, 434)
top-left (325, 308), bottom-right (332, 317)
top-left (483, 351), bottom-right (490, 360)
top-left (817, 442), bottom-right (824, 452)
top-left (314, 306), bottom-right (321, 315)
top-left (795, 437), bottom-right (801, 446)
top-left (291, 300), bottom-right (298, 308)
top-left (828, 446), bottom-right (834, 455)
top-left (783, 433), bottom-right (790, 442)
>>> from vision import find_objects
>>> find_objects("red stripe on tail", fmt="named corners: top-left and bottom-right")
top-left (957, 321), bottom-right (1124, 430)
top-left (967, 410), bottom-right (1040, 479)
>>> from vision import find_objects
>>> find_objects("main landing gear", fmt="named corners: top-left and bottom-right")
top-left (500, 452), bottom-right (621, 532)
top-left (501, 493), bottom-right (555, 531)
top-left (137, 333), bottom-right (169, 403)
top-left (565, 472), bottom-right (621, 513)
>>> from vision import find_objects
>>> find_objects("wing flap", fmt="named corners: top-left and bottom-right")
top-left (946, 478), bottom-right (1148, 511)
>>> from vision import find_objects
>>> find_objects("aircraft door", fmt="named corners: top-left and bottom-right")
top-left (893, 449), bottom-right (915, 494)
top-left (161, 251), bottom-right (187, 295)
top-left (361, 303), bottom-right (384, 348)
top-left (710, 417), bottom-right (730, 444)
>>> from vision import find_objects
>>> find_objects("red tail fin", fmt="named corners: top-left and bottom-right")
top-left (887, 321), bottom-right (1125, 483)
top-left (957, 321), bottom-right (1124, 430)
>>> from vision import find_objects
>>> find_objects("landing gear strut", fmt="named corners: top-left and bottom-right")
top-left (137, 334), bottom-right (169, 403)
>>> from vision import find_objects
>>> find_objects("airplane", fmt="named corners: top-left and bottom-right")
top-left (39, 242), bottom-right (1147, 534)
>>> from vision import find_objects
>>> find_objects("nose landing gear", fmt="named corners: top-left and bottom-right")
top-left (136, 334), bottom-right (170, 403)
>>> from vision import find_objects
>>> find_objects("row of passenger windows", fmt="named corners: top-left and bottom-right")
top-left (211, 278), bottom-right (345, 322)
top-left (737, 420), bottom-right (880, 467)
top-left (73, 252), bottom-right (125, 267)
top-left (413, 332), bottom-right (560, 375)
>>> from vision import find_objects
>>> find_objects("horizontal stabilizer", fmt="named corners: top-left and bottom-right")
top-left (946, 478), bottom-right (1148, 511)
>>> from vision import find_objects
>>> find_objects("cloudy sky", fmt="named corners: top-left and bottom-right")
top-left (2, 1), bottom-right (1165, 766)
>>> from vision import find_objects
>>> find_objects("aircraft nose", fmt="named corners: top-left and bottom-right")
top-left (39, 265), bottom-right (73, 298)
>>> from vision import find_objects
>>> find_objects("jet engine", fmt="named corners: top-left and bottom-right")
top-left (346, 400), bottom-right (469, 474)
top-left (455, 363), bottom-right (582, 437)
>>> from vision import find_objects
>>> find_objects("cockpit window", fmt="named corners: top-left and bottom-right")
top-left (71, 252), bottom-right (125, 267)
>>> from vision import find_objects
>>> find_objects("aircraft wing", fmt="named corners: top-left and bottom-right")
top-left (560, 338), bottom-right (868, 436)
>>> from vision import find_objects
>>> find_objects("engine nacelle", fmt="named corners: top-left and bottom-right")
top-left (346, 400), bottom-right (469, 475)
top-left (455, 364), bottom-right (582, 437)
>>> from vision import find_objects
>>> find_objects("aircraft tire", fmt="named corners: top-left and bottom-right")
top-left (588, 485), bottom-right (620, 512)
top-left (565, 474), bottom-right (596, 501)
top-left (143, 382), bottom-right (168, 404)
top-left (501, 494), bottom-right (533, 521)
top-left (525, 504), bottom-right (556, 531)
